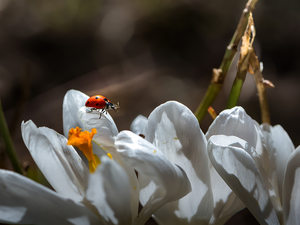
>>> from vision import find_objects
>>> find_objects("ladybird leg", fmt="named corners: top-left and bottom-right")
top-left (99, 108), bottom-right (106, 119)
top-left (88, 108), bottom-right (97, 113)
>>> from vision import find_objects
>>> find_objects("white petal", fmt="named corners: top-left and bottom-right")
top-left (206, 106), bottom-right (269, 173)
top-left (208, 135), bottom-right (281, 225)
top-left (91, 142), bottom-right (108, 159)
top-left (257, 124), bottom-right (280, 214)
top-left (111, 148), bottom-right (141, 219)
top-left (76, 106), bottom-right (140, 222)
top-left (206, 106), bottom-right (257, 149)
top-left (206, 107), bottom-right (273, 203)
top-left (0, 170), bottom-right (100, 225)
top-left (115, 130), bottom-right (191, 225)
top-left (253, 123), bottom-right (272, 179)
top-left (21, 120), bottom-right (89, 202)
top-left (144, 101), bottom-right (213, 224)
top-left (78, 106), bottom-right (118, 149)
top-left (208, 164), bottom-right (245, 225)
top-left (262, 124), bottom-right (295, 201)
top-left (107, 149), bottom-right (140, 222)
top-left (282, 146), bottom-right (300, 225)
top-left (130, 115), bottom-right (147, 134)
top-left (63, 89), bottom-right (89, 137)
top-left (85, 156), bottom-right (132, 225)
top-left (77, 106), bottom-right (139, 221)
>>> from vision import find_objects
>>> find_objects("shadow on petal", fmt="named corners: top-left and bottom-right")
top-left (208, 136), bottom-right (280, 224)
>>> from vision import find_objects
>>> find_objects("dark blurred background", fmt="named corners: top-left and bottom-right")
top-left (0, 0), bottom-right (299, 224)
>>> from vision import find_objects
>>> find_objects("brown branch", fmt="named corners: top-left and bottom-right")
top-left (249, 49), bottom-right (271, 124)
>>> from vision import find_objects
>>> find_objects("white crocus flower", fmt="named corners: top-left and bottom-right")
top-left (126, 101), bottom-right (245, 225)
top-left (63, 90), bottom-right (140, 220)
top-left (16, 121), bottom-right (134, 224)
top-left (207, 106), bottom-right (299, 225)
top-left (1, 120), bottom-right (132, 224)
top-left (62, 89), bottom-right (192, 225)
top-left (0, 89), bottom-right (191, 225)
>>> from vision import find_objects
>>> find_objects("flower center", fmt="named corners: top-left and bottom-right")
top-left (67, 127), bottom-right (100, 173)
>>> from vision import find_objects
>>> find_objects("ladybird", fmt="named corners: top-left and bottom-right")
top-left (85, 95), bottom-right (120, 119)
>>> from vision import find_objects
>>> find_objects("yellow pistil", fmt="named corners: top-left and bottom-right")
top-left (67, 127), bottom-right (100, 173)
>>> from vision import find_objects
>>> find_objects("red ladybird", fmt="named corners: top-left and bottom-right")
top-left (85, 95), bottom-right (119, 119)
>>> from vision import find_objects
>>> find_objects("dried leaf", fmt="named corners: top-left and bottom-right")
top-left (263, 79), bottom-right (275, 88)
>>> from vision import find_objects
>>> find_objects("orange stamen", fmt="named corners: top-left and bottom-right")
top-left (67, 127), bottom-right (100, 173)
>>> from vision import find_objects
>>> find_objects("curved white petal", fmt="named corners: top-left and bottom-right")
top-left (206, 107), bottom-right (273, 222)
top-left (63, 89), bottom-right (89, 137)
top-left (282, 146), bottom-right (300, 225)
top-left (0, 170), bottom-right (100, 225)
top-left (115, 130), bottom-right (191, 225)
top-left (208, 164), bottom-right (245, 225)
top-left (257, 124), bottom-right (280, 213)
top-left (130, 115), bottom-right (148, 135)
top-left (208, 135), bottom-right (281, 225)
top-left (85, 156), bottom-right (132, 225)
top-left (206, 107), bottom-right (269, 174)
top-left (21, 120), bottom-right (89, 202)
top-left (206, 107), bottom-right (257, 149)
top-left (143, 101), bottom-right (213, 225)
top-left (78, 106), bottom-right (118, 149)
top-left (109, 149), bottom-right (140, 223)
top-left (253, 122), bottom-right (269, 169)
top-left (262, 124), bottom-right (295, 201)
top-left (196, 109), bottom-right (248, 224)
top-left (77, 107), bottom-right (139, 221)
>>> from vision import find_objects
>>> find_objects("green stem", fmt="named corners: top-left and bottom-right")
top-left (226, 78), bottom-right (245, 108)
top-left (195, 0), bottom-right (258, 123)
top-left (0, 99), bottom-right (23, 174)
top-left (226, 51), bottom-right (250, 108)
top-left (195, 83), bottom-right (221, 121)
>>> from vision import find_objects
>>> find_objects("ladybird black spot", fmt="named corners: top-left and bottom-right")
top-left (95, 96), bottom-right (99, 99)
top-left (104, 98), bottom-right (107, 101)
top-left (87, 101), bottom-right (89, 105)
top-left (96, 103), bottom-right (99, 106)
